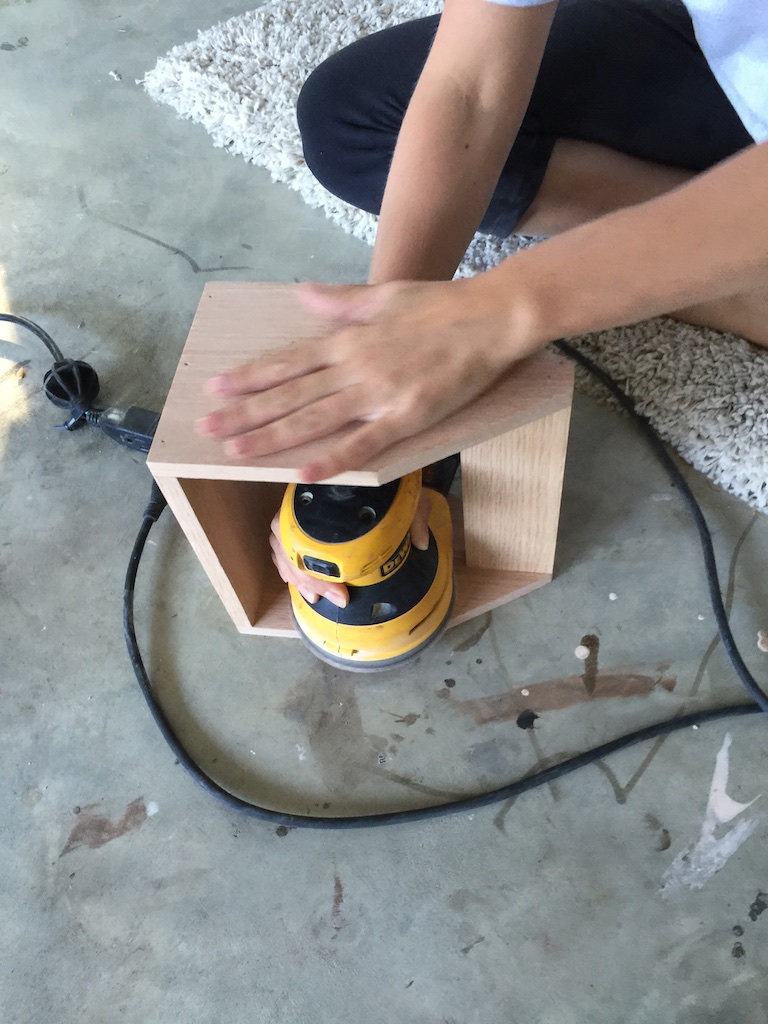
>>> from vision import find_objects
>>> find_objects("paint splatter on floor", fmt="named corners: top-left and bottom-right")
top-left (659, 734), bottom-right (761, 898)
top-left (333, 875), bottom-right (344, 920)
top-left (60, 797), bottom-right (152, 855)
top-left (454, 668), bottom-right (675, 723)
top-left (645, 812), bottom-right (672, 851)
top-left (748, 891), bottom-right (767, 922)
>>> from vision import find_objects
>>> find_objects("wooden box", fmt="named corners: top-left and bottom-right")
top-left (147, 283), bottom-right (574, 636)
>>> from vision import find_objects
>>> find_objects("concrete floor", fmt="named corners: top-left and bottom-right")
top-left (2, 1), bottom-right (768, 1021)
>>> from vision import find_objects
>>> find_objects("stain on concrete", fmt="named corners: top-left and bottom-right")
top-left (310, 880), bottom-right (369, 949)
top-left (645, 812), bottom-right (672, 851)
top-left (387, 711), bottom-right (420, 726)
top-left (332, 875), bottom-right (344, 921)
top-left (533, 931), bottom-right (562, 956)
top-left (460, 936), bottom-right (485, 955)
top-left (20, 788), bottom-right (42, 808)
top-left (454, 666), bottom-right (675, 724)
top-left (732, 942), bottom-right (746, 958)
top-left (453, 612), bottom-right (492, 652)
top-left (516, 709), bottom-right (539, 730)
top-left (282, 669), bottom-right (371, 794)
top-left (655, 829), bottom-right (672, 851)
top-left (444, 678), bottom-right (456, 688)
top-left (579, 633), bottom-right (600, 694)
top-left (60, 797), bottom-right (148, 855)
top-left (748, 891), bottom-right (767, 922)
top-left (282, 668), bottom-right (459, 801)
top-left (464, 738), bottom-right (514, 781)
top-left (733, 924), bottom-right (744, 937)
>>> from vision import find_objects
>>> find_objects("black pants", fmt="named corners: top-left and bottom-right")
top-left (296, 0), bottom-right (753, 237)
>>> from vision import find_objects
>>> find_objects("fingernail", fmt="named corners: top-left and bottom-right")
top-left (224, 438), bottom-right (245, 457)
top-left (196, 415), bottom-right (215, 435)
top-left (298, 587), bottom-right (318, 604)
top-left (206, 375), bottom-right (228, 394)
top-left (299, 469), bottom-right (325, 485)
top-left (413, 535), bottom-right (430, 551)
top-left (326, 592), bottom-right (348, 609)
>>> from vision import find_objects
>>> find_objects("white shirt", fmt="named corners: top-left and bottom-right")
top-left (485, 0), bottom-right (768, 142)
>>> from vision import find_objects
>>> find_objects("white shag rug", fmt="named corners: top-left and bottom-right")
top-left (142, 0), bottom-right (768, 512)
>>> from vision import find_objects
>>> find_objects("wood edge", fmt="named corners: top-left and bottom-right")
top-left (145, 459), bottom-right (391, 486)
top-left (235, 572), bottom-right (552, 636)
top-left (146, 387), bottom-right (573, 487)
top-left (150, 475), bottom-right (254, 633)
top-left (236, 624), bottom-right (301, 638)
top-left (450, 572), bottom-right (551, 627)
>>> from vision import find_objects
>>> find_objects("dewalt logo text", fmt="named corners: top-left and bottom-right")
top-left (381, 535), bottom-right (411, 577)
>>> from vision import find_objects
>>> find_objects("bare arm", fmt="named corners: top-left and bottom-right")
top-left (200, 10), bottom-right (767, 482)
top-left (485, 140), bottom-right (768, 343)
top-left (369, 0), bottom-right (556, 283)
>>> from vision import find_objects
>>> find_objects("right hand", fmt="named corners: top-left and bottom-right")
top-left (198, 276), bottom-right (529, 482)
top-left (270, 489), bottom-right (433, 608)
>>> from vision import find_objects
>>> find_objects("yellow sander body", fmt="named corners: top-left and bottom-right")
top-left (279, 466), bottom-right (456, 670)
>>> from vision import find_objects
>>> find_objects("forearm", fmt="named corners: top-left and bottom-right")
top-left (369, 83), bottom-right (525, 284)
top-left (369, 0), bottom-right (556, 285)
top-left (492, 141), bottom-right (768, 344)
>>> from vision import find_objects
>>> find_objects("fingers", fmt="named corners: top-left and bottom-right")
top-left (198, 365), bottom-right (346, 442)
top-left (298, 416), bottom-right (408, 482)
top-left (410, 490), bottom-right (432, 551)
top-left (269, 514), bottom-right (349, 608)
top-left (205, 283), bottom-right (396, 403)
top-left (220, 387), bottom-right (376, 464)
top-left (205, 337), bottom-right (331, 400)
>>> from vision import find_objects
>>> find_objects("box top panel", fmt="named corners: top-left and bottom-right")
top-left (147, 282), bottom-right (573, 484)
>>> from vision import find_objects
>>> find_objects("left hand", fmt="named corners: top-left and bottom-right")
top-left (196, 276), bottom-right (535, 480)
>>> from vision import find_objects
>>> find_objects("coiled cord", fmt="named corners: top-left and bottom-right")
top-left (123, 342), bottom-right (766, 829)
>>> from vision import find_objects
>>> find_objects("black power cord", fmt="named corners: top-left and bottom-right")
top-left (7, 312), bottom-right (764, 826)
top-left (554, 340), bottom-right (768, 716)
top-left (122, 340), bottom-right (765, 829)
top-left (1, 312), bottom-right (160, 451)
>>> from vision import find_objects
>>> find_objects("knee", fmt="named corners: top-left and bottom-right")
top-left (296, 42), bottom-right (395, 215)
top-left (296, 53), bottom-right (354, 195)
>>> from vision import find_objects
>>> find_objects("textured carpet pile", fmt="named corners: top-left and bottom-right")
top-left (142, 0), bottom-right (768, 512)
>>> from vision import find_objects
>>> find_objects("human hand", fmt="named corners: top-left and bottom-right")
top-left (269, 489), bottom-right (433, 607)
top-left (197, 275), bottom-right (534, 480)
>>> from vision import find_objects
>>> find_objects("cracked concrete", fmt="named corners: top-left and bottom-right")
top-left (2, 1), bottom-right (768, 1022)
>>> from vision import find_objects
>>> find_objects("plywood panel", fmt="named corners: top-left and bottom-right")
top-left (461, 407), bottom-right (572, 574)
top-left (156, 476), bottom-right (294, 635)
top-left (148, 282), bottom-right (574, 486)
